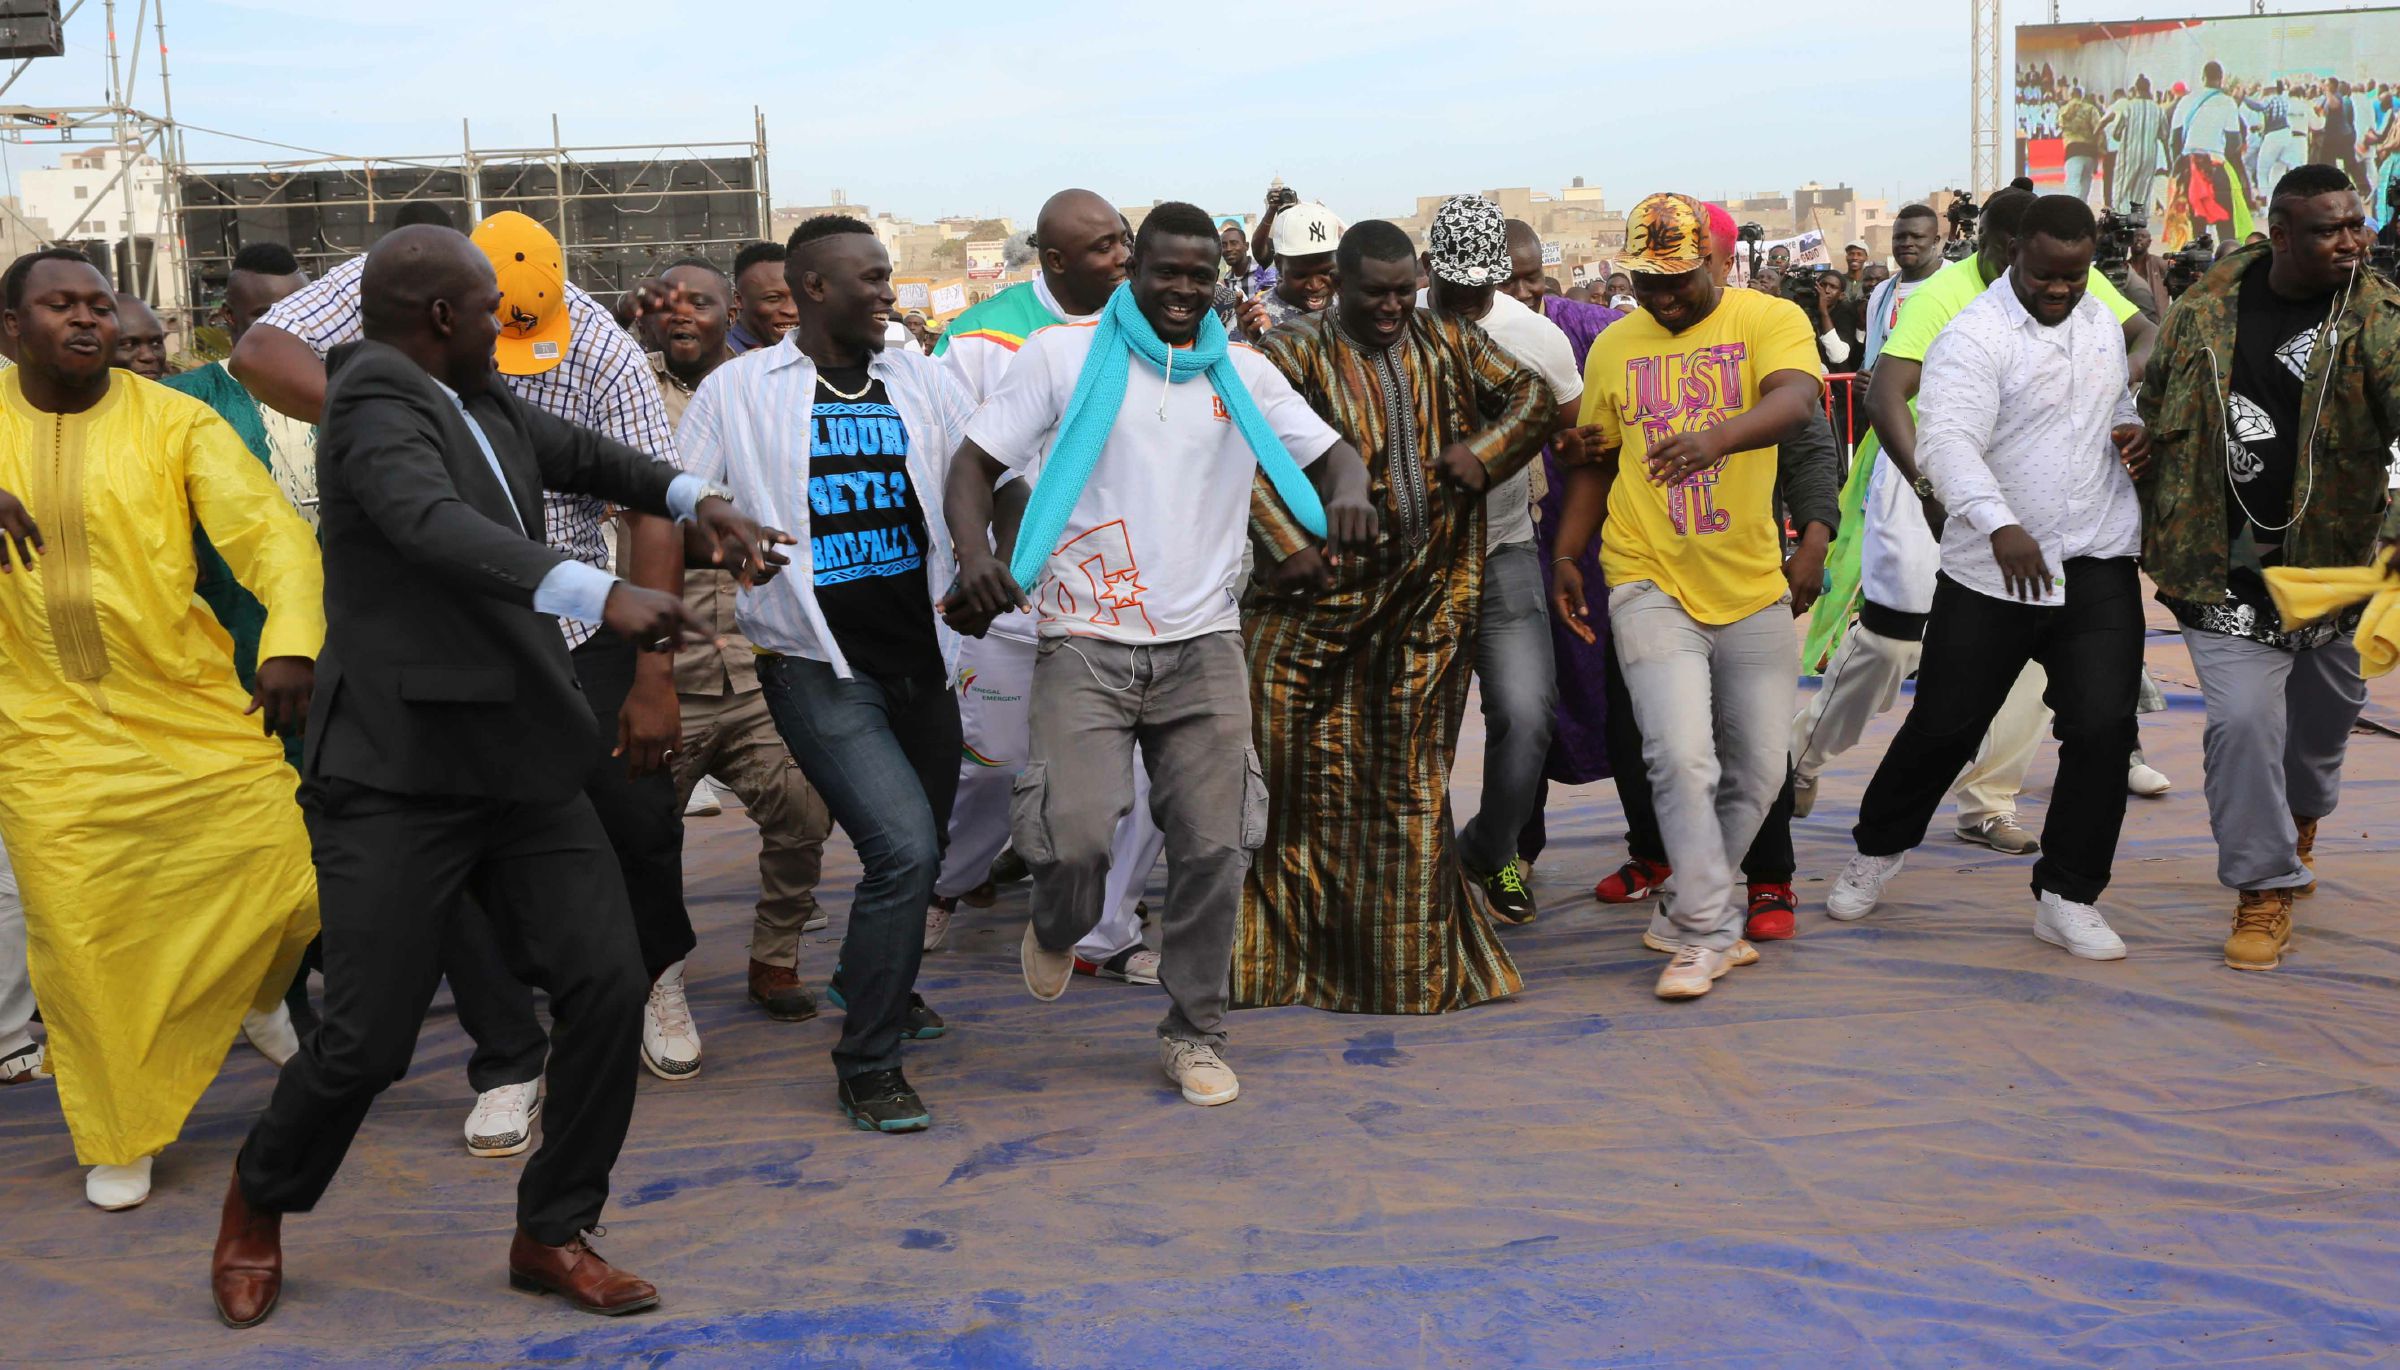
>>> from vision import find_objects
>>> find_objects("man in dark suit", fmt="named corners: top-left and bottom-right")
top-left (212, 226), bottom-right (782, 1328)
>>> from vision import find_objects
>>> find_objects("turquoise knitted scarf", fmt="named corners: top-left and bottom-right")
top-left (1008, 282), bottom-right (1327, 593)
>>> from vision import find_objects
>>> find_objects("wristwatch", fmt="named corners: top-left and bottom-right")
top-left (1911, 476), bottom-right (1938, 500)
top-left (689, 481), bottom-right (737, 515)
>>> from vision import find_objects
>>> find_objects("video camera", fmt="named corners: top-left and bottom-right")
top-left (2094, 208), bottom-right (2143, 271)
top-left (1942, 189), bottom-right (1980, 260)
top-left (2165, 234), bottom-right (2216, 300)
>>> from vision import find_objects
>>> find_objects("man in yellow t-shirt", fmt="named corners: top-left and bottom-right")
top-left (1550, 192), bottom-right (1825, 1002)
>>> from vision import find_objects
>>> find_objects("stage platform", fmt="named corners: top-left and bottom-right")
top-left (6, 622), bottom-right (2398, 1367)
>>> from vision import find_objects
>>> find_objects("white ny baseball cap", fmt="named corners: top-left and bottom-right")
top-left (1270, 202), bottom-right (1345, 259)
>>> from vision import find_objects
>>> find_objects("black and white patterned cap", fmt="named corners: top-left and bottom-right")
top-left (1428, 194), bottom-right (1509, 287)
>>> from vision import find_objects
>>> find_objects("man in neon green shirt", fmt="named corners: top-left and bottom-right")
top-left (1794, 189), bottom-right (2157, 839)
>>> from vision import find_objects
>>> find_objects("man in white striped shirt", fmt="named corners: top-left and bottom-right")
top-left (230, 208), bottom-right (706, 1151)
top-left (1828, 195), bottom-right (2151, 962)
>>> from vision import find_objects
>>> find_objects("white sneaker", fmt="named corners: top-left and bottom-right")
top-left (923, 899), bottom-right (953, 952)
top-left (1160, 1038), bottom-right (1240, 1106)
top-left (1077, 946), bottom-right (1163, 985)
top-left (1654, 944), bottom-right (1733, 999)
top-left (1021, 921), bottom-right (1072, 1002)
top-left (803, 908), bottom-right (830, 932)
top-left (2128, 758), bottom-right (2173, 798)
top-left (1638, 928), bottom-right (1760, 966)
top-left (242, 1003), bottom-right (301, 1067)
top-left (2033, 891), bottom-right (2127, 960)
top-left (1826, 852), bottom-right (1906, 921)
top-left (641, 960), bottom-right (703, 1081)
top-left (464, 1079), bottom-right (542, 1157)
top-left (0, 1039), bottom-right (47, 1084)
top-left (684, 778), bottom-right (723, 816)
top-left (85, 1156), bottom-right (153, 1210)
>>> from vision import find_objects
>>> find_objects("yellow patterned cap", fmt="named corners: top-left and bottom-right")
top-left (1621, 193), bottom-right (1711, 276)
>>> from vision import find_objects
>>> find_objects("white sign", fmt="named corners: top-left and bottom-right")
top-left (931, 283), bottom-right (968, 315)
top-left (1540, 241), bottom-right (1563, 267)
top-left (894, 281), bottom-right (931, 311)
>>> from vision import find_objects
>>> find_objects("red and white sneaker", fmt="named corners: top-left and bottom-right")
top-left (1744, 882), bottom-right (1798, 941)
top-left (1594, 856), bottom-right (1671, 904)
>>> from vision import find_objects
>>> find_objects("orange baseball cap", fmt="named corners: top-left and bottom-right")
top-left (471, 210), bottom-right (571, 376)
top-left (1621, 193), bottom-right (1712, 276)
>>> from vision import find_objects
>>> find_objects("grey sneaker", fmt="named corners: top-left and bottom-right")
top-left (1957, 814), bottom-right (2041, 855)
top-left (1160, 1039), bottom-right (1240, 1106)
top-left (1792, 771), bottom-right (1819, 818)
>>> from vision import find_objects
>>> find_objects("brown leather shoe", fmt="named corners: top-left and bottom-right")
top-left (211, 1168), bottom-right (283, 1329)
top-left (2294, 816), bottom-right (2320, 896)
top-left (746, 959), bottom-right (818, 1022)
top-left (508, 1228), bottom-right (659, 1316)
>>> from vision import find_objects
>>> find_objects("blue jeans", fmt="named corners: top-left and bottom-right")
top-left (757, 656), bottom-right (960, 1080)
top-left (1458, 541), bottom-right (1559, 876)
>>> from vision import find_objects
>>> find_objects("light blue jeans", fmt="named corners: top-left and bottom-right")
top-left (1459, 541), bottom-right (1559, 876)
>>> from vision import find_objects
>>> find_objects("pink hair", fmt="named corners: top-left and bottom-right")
top-left (1704, 202), bottom-right (1737, 253)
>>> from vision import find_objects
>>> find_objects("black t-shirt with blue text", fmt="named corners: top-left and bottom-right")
top-left (810, 368), bottom-right (942, 681)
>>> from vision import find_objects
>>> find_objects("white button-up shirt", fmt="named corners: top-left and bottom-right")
top-left (676, 334), bottom-right (975, 681)
top-left (1915, 270), bottom-right (2141, 607)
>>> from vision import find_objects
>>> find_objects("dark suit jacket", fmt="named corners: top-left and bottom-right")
top-left (307, 339), bottom-right (681, 807)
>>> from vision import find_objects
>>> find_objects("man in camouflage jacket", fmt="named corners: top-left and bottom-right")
top-left (2134, 163), bottom-right (2397, 973)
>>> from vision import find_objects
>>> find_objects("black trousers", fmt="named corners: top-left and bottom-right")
top-left (433, 630), bottom-right (697, 1092)
top-left (1605, 631), bottom-right (1798, 883)
top-left (237, 782), bottom-right (648, 1244)
top-left (1853, 559), bottom-right (2143, 904)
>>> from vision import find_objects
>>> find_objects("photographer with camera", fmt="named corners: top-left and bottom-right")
top-left (1252, 183), bottom-right (1302, 269)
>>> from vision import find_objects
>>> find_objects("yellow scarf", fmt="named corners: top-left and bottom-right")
top-left (2263, 556), bottom-right (2400, 676)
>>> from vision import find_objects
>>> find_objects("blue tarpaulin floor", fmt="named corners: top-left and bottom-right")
top-left (5, 618), bottom-right (2399, 1367)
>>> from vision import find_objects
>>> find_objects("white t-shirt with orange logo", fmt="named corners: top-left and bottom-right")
top-left (968, 320), bottom-right (1338, 646)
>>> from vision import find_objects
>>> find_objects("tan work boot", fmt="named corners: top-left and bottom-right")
top-left (2224, 889), bottom-right (2294, 971)
top-left (2293, 817), bottom-right (2319, 897)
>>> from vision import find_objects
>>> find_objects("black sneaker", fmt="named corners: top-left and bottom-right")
top-left (838, 1067), bottom-right (930, 1133)
top-left (825, 972), bottom-right (947, 1041)
top-left (988, 844), bottom-right (1030, 886)
top-left (1478, 859), bottom-right (1538, 926)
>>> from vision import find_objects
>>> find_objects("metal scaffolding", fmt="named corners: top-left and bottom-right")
top-left (176, 110), bottom-right (773, 308)
top-left (1970, 0), bottom-right (2006, 194)
top-left (1, 0), bottom-right (187, 309)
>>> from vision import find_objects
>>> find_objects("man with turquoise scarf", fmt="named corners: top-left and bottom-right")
top-left (942, 201), bottom-right (1375, 1108)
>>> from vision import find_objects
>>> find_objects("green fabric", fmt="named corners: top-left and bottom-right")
top-left (1803, 425), bottom-right (1884, 674)
top-left (163, 362), bottom-right (302, 765)
top-left (931, 280), bottom-right (1062, 356)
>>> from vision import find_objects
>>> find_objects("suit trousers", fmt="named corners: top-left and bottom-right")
top-left (431, 630), bottom-right (698, 1094)
top-left (237, 781), bottom-right (649, 1244)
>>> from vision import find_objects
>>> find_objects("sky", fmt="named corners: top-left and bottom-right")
top-left (0, 0), bottom-right (2355, 226)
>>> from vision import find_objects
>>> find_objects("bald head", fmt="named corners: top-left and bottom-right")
top-left (361, 224), bottom-right (503, 391)
top-left (1036, 188), bottom-right (1115, 247)
top-left (361, 225), bottom-right (494, 341)
top-left (1034, 188), bottom-right (1129, 316)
